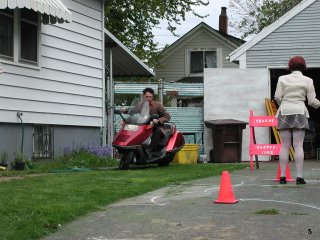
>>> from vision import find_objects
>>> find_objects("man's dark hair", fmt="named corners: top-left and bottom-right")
top-left (143, 87), bottom-right (154, 95)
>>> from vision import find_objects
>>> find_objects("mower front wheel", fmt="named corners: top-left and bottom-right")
top-left (119, 150), bottom-right (134, 170)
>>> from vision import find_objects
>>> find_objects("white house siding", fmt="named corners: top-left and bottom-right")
top-left (0, 0), bottom-right (104, 161)
top-left (222, 45), bottom-right (239, 68)
top-left (156, 29), bottom-right (239, 82)
top-left (156, 49), bottom-right (185, 83)
top-left (246, 0), bottom-right (320, 68)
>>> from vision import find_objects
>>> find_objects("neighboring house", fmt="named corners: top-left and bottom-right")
top-left (0, 0), bottom-right (154, 162)
top-left (228, 0), bottom-right (320, 70)
top-left (154, 7), bottom-right (244, 107)
top-left (204, 0), bottom-right (320, 161)
top-left (155, 8), bottom-right (244, 83)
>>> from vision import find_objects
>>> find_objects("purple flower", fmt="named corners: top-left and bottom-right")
top-left (63, 145), bottom-right (112, 157)
top-left (63, 146), bottom-right (73, 156)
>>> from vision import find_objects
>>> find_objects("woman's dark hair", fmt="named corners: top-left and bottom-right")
top-left (288, 56), bottom-right (307, 71)
top-left (143, 87), bottom-right (154, 95)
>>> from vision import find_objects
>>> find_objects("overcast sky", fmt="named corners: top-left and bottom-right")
top-left (152, 0), bottom-right (231, 48)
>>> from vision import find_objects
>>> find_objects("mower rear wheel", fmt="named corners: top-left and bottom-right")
top-left (158, 154), bottom-right (175, 167)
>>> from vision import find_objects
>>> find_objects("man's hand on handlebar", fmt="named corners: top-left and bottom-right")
top-left (120, 107), bottom-right (127, 114)
top-left (152, 119), bottom-right (159, 125)
top-left (147, 119), bottom-right (159, 129)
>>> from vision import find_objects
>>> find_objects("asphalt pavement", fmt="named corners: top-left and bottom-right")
top-left (43, 160), bottom-right (320, 240)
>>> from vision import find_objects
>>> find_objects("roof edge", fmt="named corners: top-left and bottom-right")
top-left (104, 29), bottom-right (155, 77)
top-left (0, 0), bottom-right (72, 24)
top-left (160, 22), bottom-right (243, 62)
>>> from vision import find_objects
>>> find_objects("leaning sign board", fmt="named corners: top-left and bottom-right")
top-left (249, 111), bottom-right (281, 170)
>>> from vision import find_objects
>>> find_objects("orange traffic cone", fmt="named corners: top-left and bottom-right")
top-left (274, 163), bottom-right (294, 182)
top-left (214, 171), bottom-right (238, 204)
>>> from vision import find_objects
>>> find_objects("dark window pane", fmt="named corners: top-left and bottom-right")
top-left (0, 11), bottom-right (14, 58)
top-left (1, 8), bottom-right (14, 15)
top-left (21, 8), bottom-right (38, 23)
top-left (190, 51), bottom-right (203, 73)
top-left (21, 21), bottom-right (38, 62)
top-left (204, 51), bottom-right (217, 68)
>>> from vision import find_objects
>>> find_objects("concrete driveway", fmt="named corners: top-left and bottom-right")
top-left (44, 161), bottom-right (320, 240)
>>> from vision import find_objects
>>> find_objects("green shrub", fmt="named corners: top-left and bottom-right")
top-left (65, 150), bottom-right (117, 168)
top-left (32, 151), bottom-right (118, 172)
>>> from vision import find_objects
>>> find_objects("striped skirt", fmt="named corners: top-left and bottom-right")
top-left (277, 113), bottom-right (309, 130)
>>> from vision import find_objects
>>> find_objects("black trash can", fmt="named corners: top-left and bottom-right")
top-left (205, 119), bottom-right (247, 163)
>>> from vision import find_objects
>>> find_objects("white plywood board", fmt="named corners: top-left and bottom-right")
top-left (204, 68), bottom-right (270, 161)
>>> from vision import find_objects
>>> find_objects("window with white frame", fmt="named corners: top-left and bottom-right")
top-left (187, 49), bottom-right (217, 75)
top-left (0, 8), bottom-right (39, 64)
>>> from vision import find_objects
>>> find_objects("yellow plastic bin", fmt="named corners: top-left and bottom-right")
top-left (173, 144), bottom-right (199, 164)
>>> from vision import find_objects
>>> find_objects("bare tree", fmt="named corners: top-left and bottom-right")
top-left (229, 0), bottom-right (303, 39)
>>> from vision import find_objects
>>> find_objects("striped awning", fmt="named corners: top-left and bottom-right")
top-left (0, 0), bottom-right (72, 24)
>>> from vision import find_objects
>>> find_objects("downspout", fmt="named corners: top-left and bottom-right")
top-left (17, 112), bottom-right (24, 154)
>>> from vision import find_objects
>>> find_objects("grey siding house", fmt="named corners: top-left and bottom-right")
top-left (155, 20), bottom-right (244, 84)
top-left (229, 0), bottom-right (320, 69)
top-left (0, 0), bottom-right (106, 161)
top-left (204, 0), bottom-right (320, 161)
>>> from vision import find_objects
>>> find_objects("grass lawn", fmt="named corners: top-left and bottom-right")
top-left (0, 163), bottom-right (247, 240)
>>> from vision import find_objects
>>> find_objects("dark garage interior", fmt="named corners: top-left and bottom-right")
top-left (270, 68), bottom-right (320, 159)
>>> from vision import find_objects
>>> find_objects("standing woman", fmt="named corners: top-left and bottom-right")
top-left (275, 56), bottom-right (320, 184)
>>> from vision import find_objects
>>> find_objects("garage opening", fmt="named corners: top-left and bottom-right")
top-left (270, 68), bottom-right (320, 159)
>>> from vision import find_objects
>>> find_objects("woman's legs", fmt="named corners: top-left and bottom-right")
top-left (279, 129), bottom-right (292, 177)
top-left (292, 129), bottom-right (305, 178)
